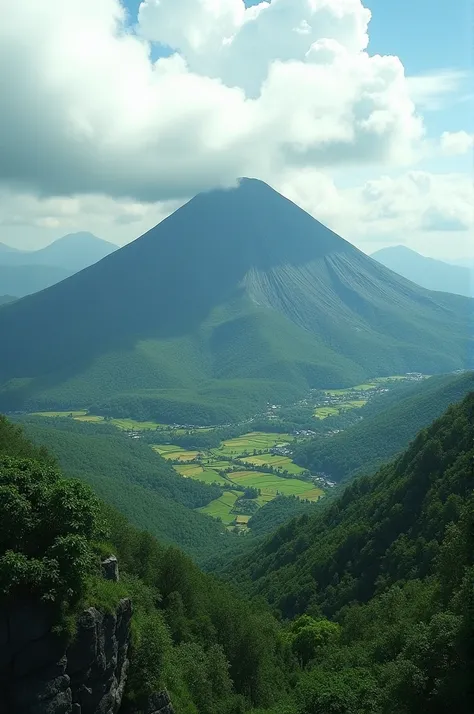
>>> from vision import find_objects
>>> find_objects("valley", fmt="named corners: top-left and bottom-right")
top-left (26, 372), bottom-right (429, 531)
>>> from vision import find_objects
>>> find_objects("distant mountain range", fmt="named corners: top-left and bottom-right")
top-left (371, 245), bottom-right (473, 297)
top-left (0, 232), bottom-right (118, 297)
top-left (0, 179), bottom-right (472, 417)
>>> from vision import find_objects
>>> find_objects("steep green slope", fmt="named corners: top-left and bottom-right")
top-left (0, 179), bottom-right (472, 417)
top-left (295, 371), bottom-right (474, 481)
top-left (223, 394), bottom-right (473, 713)
top-left (0, 416), bottom-right (289, 714)
top-left (16, 416), bottom-right (231, 561)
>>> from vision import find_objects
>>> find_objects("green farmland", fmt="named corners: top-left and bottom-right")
top-left (228, 470), bottom-right (323, 501)
top-left (238, 454), bottom-right (305, 474)
top-left (314, 399), bottom-right (367, 419)
top-left (152, 445), bottom-right (201, 461)
top-left (175, 463), bottom-right (228, 486)
top-left (198, 491), bottom-right (241, 525)
top-left (216, 432), bottom-right (293, 455)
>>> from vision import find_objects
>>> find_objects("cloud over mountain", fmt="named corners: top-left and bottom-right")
top-left (0, 0), bottom-right (424, 202)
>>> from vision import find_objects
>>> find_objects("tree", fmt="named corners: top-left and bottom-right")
top-left (0, 454), bottom-right (103, 604)
top-left (289, 616), bottom-right (341, 667)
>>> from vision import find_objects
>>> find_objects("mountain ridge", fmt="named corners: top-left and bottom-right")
top-left (0, 231), bottom-right (118, 271)
top-left (0, 179), bottom-right (472, 415)
top-left (371, 244), bottom-right (473, 297)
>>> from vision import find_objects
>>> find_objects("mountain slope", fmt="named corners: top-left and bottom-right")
top-left (0, 179), bottom-right (472, 415)
top-left (15, 415), bottom-right (230, 561)
top-left (0, 263), bottom-right (72, 297)
top-left (223, 393), bottom-right (473, 712)
top-left (0, 232), bottom-right (118, 271)
top-left (228, 390), bottom-right (474, 615)
top-left (295, 371), bottom-right (474, 481)
top-left (372, 245), bottom-right (473, 296)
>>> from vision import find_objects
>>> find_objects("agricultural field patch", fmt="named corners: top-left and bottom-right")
top-left (152, 445), bottom-right (201, 461)
top-left (238, 454), bottom-right (305, 474)
top-left (227, 470), bottom-right (323, 501)
top-left (198, 491), bottom-right (241, 525)
top-left (174, 464), bottom-right (228, 485)
top-left (201, 458), bottom-right (231, 470)
top-left (314, 406), bottom-right (340, 419)
top-left (218, 431), bottom-right (292, 456)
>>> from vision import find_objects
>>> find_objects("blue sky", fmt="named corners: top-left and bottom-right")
top-left (125, 0), bottom-right (472, 74)
top-left (124, 0), bottom-right (472, 140)
top-left (2, 0), bottom-right (471, 256)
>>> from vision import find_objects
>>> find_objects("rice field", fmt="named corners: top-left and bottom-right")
top-left (152, 445), bottom-right (201, 461)
top-left (227, 470), bottom-right (323, 500)
top-left (238, 454), bottom-right (305, 474)
top-left (198, 491), bottom-right (241, 524)
top-left (174, 464), bottom-right (228, 485)
top-left (217, 432), bottom-right (292, 456)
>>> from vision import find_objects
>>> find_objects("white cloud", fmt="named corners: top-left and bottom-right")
top-left (275, 168), bottom-right (474, 256)
top-left (0, 189), bottom-right (179, 247)
top-left (440, 130), bottom-right (474, 156)
top-left (0, 0), bottom-right (427, 203)
top-left (406, 70), bottom-right (468, 110)
top-left (2, 168), bottom-right (472, 259)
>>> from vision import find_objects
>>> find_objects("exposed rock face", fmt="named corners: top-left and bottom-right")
top-left (142, 691), bottom-right (175, 714)
top-left (0, 598), bottom-right (132, 714)
top-left (101, 556), bottom-right (119, 583)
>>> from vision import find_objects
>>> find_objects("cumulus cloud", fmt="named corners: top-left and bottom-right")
top-left (0, 188), bottom-right (179, 246)
top-left (0, 0), bottom-right (427, 202)
top-left (275, 168), bottom-right (474, 249)
top-left (440, 130), bottom-right (474, 156)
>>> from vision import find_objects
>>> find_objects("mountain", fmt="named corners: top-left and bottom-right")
top-left (371, 245), bottom-right (473, 296)
top-left (223, 393), bottom-right (473, 711)
top-left (295, 371), bottom-right (474, 481)
top-left (0, 295), bottom-right (16, 305)
top-left (0, 242), bottom-right (21, 253)
top-left (0, 264), bottom-right (72, 297)
top-left (0, 232), bottom-right (118, 271)
top-left (0, 178), bottom-right (472, 416)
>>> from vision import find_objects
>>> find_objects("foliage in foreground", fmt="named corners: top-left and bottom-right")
top-left (225, 392), bottom-right (474, 713)
top-left (1, 391), bottom-right (472, 714)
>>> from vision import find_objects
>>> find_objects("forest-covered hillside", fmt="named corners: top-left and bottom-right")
top-left (16, 415), bottom-right (231, 561)
top-left (0, 415), bottom-right (290, 714)
top-left (2, 390), bottom-right (472, 713)
top-left (224, 393), bottom-right (474, 712)
top-left (295, 371), bottom-right (474, 481)
top-left (0, 181), bottom-right (472, 419)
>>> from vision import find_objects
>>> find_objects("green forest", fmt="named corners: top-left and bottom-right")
top-left (295, 371), bottom-right (474, 481)
top-left (2, 386), bottom-right (472, 713)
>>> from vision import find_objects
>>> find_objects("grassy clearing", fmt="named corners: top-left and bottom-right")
top-left (30, 411), bottom-right (167, 431)
top-left (201, 459), bottom-right (231, 470)
top-left (175, 464), bottom-right (228, 486)
top-left (238, 454), bottom-right (305, 474)
top-left (218, 432), bottom-right (292, 456)
top-left (227, 470), bottom-right (323, 500)
top-left (314, 406), bottom-right (340, 419)
top-left (152, 445), bottom-right (201, 461)
top-left (198, 491), bottom-right (240, 524)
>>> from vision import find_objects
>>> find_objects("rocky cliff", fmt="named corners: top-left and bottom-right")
top-left (0, 547), bottom-right (175, 714)
top-left (0, 597), bottom-right (132, 714)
